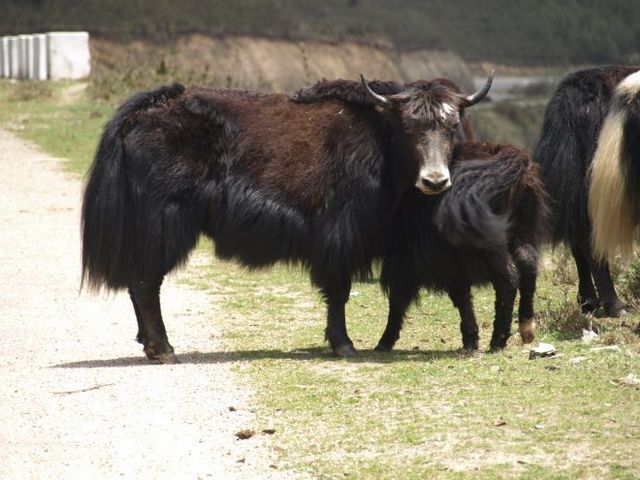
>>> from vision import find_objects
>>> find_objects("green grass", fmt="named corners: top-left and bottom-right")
top-left (0, 80), bottom-right (113, 175)
top-left (1, 80), bottom-right (639, 479)
top-left (180, 244), bottom-right (640, 479)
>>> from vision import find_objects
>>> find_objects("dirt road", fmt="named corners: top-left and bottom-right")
top-left (0, 128), bottom-right (290, 479)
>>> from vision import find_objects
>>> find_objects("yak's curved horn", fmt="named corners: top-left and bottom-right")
top-left (361, 73), bottom-right (390, 107)
top-left (462, 69), bottom-right (495, 107)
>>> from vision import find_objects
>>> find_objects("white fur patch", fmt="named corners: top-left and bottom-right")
top-left (616, 70), bottom-right (640, 97)
top-left (438, 103), bottom-right (458, 123)
top-left (589, 104), bottom-right (635, 261)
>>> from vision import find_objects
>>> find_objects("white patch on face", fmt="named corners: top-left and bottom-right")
top-left (437, 103), bottom-right (459, 124)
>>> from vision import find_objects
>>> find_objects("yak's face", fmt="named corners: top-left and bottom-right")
top-left (361, 72), bottom-right (494, 195)
top-left (396, 90), bottom-right (461, 194)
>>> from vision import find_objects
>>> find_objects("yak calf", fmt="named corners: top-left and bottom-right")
top-left (376, 142), bottom-right (548, 352)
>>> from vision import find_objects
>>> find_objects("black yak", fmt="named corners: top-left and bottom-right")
top-left (533, 66), bottom-right (639, 317)
top-left (589, 69), bottom-right (640, 262)
top-left (82, 73), bottom-right (494, 363)
top-left (376, 142), bottom-right (548, 352)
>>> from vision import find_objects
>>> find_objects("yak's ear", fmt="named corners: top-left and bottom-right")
top-left (184, 94), bottom-right (238, 136)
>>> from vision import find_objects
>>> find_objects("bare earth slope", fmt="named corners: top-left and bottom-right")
top-left (0, 128), bottom-right (291, 479)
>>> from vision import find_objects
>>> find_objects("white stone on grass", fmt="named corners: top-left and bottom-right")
top-left (529, 342), bottom-right (557, 359)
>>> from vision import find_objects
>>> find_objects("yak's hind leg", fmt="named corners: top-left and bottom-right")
top-left (512, 243), bottom-right (539, 344)
top-left (447, 284), bottom-right (479, 351)
top-left (588, 256), bottom-right (627, 317)
top-left (571, 242), bottom-right (599, 313)
top-left (126, 201), bottom-right (202, 363)
top-left (129, 277), bottom-right (177, 364)
top-left (573, 241), bottom-right (627, 316)
top-left (487, 253), bottom-right (518, 351)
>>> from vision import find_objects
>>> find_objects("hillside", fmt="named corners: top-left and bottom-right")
top-left (88, 35), bottom-right (475, 99)
top-left (3, 0), bottom-right (639, 65)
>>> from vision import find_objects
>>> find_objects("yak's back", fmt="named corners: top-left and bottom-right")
top-left (436, 142), bottom-right (548, 250)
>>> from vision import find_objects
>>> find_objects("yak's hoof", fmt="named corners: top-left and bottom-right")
top-left (333, 344), bottom-right (358, 358)
top-left (580, 299), bottom-right (599, 314)
top-left (374, 342), bottom-right (394, 352)
top-left (605, 304), bottom-right (628, 318)
top-left (519, 318), bottom-right (536, 344)
top-left (462, 335), bottom-right (479, 351)
top-left (157, 352), bottom-right (179, 364)
top-left (488, 337), bottom-right (507, 353)
top-left (143, 345), bottom-right (177, 364)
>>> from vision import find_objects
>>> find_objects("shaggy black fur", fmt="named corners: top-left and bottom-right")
top-left (82, 77), bottom-right (489, 361)
top-left (533, 66), bottom-right (638, 316)
top-left (376, 142), bottom-right (548, 351)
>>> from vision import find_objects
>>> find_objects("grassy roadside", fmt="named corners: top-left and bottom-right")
top-left (182, 242), bottom-right (640, 479)
top-left (2, 80), bottom-right (638, 479)
top-left (0, 80), bottom-right (113, 175)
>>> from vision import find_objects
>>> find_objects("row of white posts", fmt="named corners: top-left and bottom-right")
top-left (0, 32), bottom-right (91, 80)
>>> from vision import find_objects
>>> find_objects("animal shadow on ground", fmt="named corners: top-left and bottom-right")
top-left (53, 347), bottom-right (467, 369)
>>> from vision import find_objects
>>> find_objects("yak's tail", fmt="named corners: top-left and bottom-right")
top-left (589, 70), bottom-right (640, 262)
top-left (81, 83), bottom-right (185, 291)
top-left (435, 144), bottom-right (536, 250)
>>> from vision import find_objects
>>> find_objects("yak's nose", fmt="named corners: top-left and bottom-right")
top-left (421, 176), bottom-right (450, 192)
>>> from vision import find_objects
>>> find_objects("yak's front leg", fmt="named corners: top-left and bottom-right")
top-left (375, 284), bottom-right (417, 352)
top-left (319, 278), bottom-right (357, 357)
top-left (448, 284), bottom-right (479, 350)
top-left (128, 277), bottom-right (177, 364)
top-left (376, 251), bottom-right (420, 351)
top-left (488, 255), bottom-right (518, 352)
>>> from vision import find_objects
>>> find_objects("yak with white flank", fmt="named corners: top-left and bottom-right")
top-left (81, 73), bottom-right (493, 363)
top-left (589, 69), bottom-right (640, 264)
top-left (376, 142), bottom-right (548, 352)
top-left (534, 66), bottom-right (638, 317)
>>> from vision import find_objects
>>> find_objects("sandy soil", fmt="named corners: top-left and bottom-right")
top-left (0, 128), bottom-right (293, 479)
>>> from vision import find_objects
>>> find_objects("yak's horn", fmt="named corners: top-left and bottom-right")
top-left (463, 69), bottom-right (494, 106)
top-left (361, 73), bottom-right (390, 107)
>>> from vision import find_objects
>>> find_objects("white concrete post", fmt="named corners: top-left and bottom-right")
top-left (26, 35), bottom-right (35, 79)
top-left (47, 31), bottom-right (91, 80)
top-left (33, 34), bottom-right (48, 80)
top-left (0, 37), bottom-right (6, 78)
top-left (18, 34), bottom-right (31, 79)
top-left (9, 36), bottom-right (19, 79)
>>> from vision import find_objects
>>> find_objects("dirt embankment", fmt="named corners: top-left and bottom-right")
top-left (91, 34), bottom-right (475, 92)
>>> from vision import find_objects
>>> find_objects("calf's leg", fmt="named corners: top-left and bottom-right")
top-left (512, 243), bottom-right (539, 344)
top-left (448, 284), bottom-right (479, 350)
top-left (488, 254), bottom-right (518, 351)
